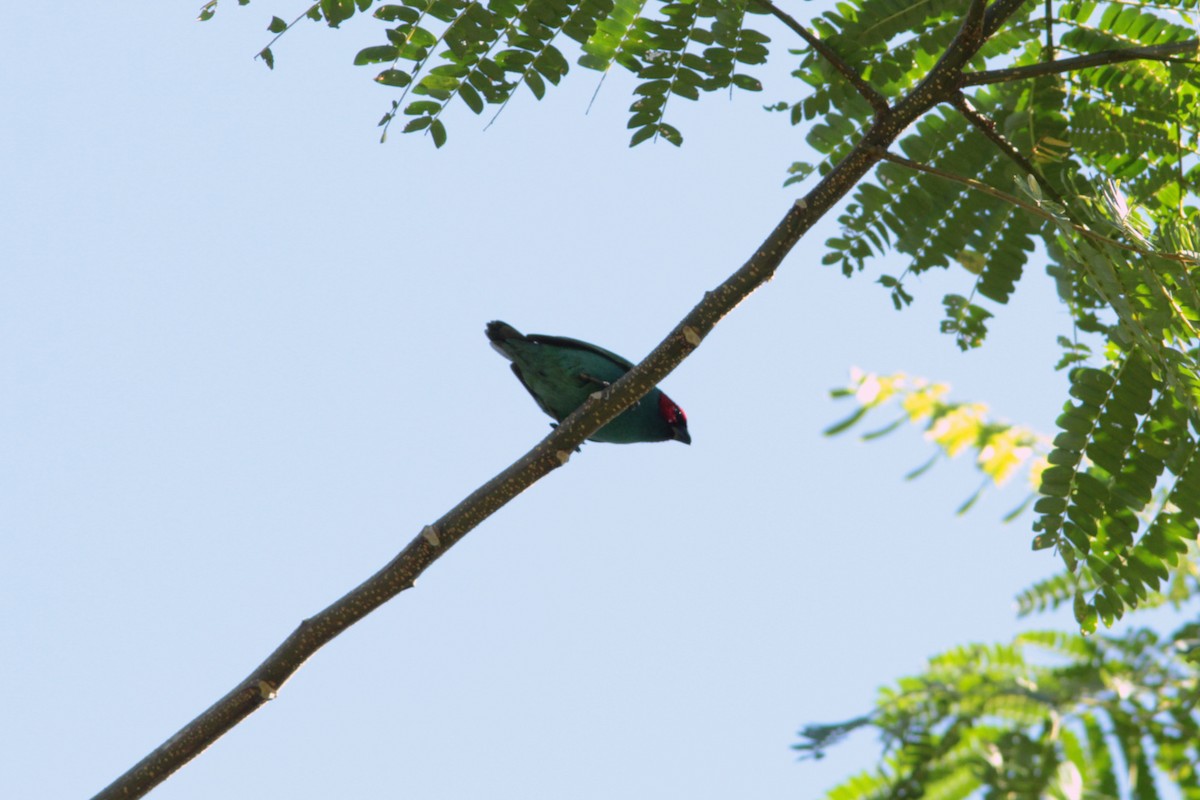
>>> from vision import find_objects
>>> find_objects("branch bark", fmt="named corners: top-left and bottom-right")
top-left (952, 92), bottom-right (1067, 208)
top-left (92, 2), bottom-right (1036, 798)
top-left (963, 39), bottom-right (1200, 85)
top-left (1043, 0), bottom-right (1054, 60)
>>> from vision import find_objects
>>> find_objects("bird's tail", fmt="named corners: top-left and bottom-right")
top-left (486, 321), bottom-right (525, 345)
top-left (485, 320), bottom-right (525, 359)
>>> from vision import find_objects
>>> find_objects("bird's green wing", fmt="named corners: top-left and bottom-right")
top-left (508, 363), bottom-right (562, 421)
top-left (524, 333), bottom-right (636, 371)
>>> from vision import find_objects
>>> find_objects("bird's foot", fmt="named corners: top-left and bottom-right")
top-left (578, 372), bottom-right (610, 388)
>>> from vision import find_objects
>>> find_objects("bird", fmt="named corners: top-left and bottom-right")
top-left (486, 321), bottom-right (691, 445)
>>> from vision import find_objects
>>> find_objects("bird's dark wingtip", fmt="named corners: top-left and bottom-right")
top-left (485, 320), bottom-right (525, 345)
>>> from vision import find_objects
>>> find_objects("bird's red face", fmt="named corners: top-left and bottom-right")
top-left (658, 393), bottom-right (691, 445)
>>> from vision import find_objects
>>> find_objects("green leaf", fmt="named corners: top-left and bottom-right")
top-left (657, 123), bottom-right (682, 146)
top-left (404, 100), bottom-right (441, 115)
top-left (429, 118), bottom-right (447, 147)
top-left (861, 417), bottom-right (906, 441)
top-left (268, 16), bottom-right (288, 33)
top-left (375, 5), bottom-right (418, 21)
top-left (420, 74), bottom-right (460, 93)
top-left (1031, 532), bottom-right (1058, 550)
top-left (459, 82), bottom-right (484, 113)
top-left (1074, 592), bottom-right (1098, 634)
top-left (525, 70), bottom-right (546, 100)
top-left (375, 69), bottom-right (412, 87)
top-left (670, 81), bottom-right (699, 101)
top-left (1034, 496), bottom-right (1068, 514)
top-left (396, 26), bottom-right (438, 48)
top-left (634, 80), bottom-right (670, 97)
top-left (823, 406), bottom-right (868, 436)
top-left (355, 45), bottom-right (400, 65)
top-left (321, 0), bottom-right (355, 27)
top-left (903, 454), bottom-right (939, 481)
top-left (731, 74), bottom-right (761, 92)
top-left (258, 47), bottom-right (275, 70)
top-left (1053, 432), bottom-right (1087, 452)
top-left (629, 125), bottom-right (655, 147)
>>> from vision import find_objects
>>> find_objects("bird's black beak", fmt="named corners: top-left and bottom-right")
top-left (674, 427), bottom-right (691, 445)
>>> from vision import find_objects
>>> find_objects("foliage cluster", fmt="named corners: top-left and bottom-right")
top-left (201, 0), bottom-right (772, 146)
top-left (799, 623), bottom-right (1200, 800)
top-left (827, 368), bottom-right (1200, 800)
top-left (784, 0), bottom-right (1200, 633)
top-left (826, 368), bottom-right (1049, 515)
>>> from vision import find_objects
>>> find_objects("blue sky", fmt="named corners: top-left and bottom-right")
top-left (0, 3), bottom-right (1096, 798)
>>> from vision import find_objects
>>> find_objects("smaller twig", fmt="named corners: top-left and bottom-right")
top-left (1177, 121), bottom-right (1186, 216)
top-left (751, 0), bottom-right (889, 115)
top-left (952, 93), bottom-right (1066, 208)
top-left (1043, 0), bottom-right (1053, 60)
top-left (963, 40), bottom-right (1200, 85)
top-left (870, 148), bottom-right (1199, 267)
top-left (256, 3), bottom-right (320, 63)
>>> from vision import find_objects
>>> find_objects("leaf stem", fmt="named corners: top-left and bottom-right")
top-left (256, 3), bottom-right (320, 65)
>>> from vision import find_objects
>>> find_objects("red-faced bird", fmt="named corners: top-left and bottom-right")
top-left (486, 321), bottom-right (691, 445)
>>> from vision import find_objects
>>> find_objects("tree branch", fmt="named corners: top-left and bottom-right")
top-left (751, 0), bottom-right (889, 115)
top-left (963, 40), bottom-right (1200, 85)
top-left (982, 0), bottom-right (1029, 39)
top-left (91, 4), bottom-right (1027, 799)
top-left (952, 92), bottom-right (1066, 208)
top-left (962, 0), bottom-right (987, 43)
top-left (1043, 0), bottom-right (1054, 60)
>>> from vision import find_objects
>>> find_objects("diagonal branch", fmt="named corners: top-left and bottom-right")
top-left (963, 40), bottom-right (1200, 85)
top-left (88, 165), bottom-right (857, 800)
top-left (952, 92), bottom-right (1066, 208)
top-left (1043, 0), bottom-right (1054, 60)
top-left (982, 0), bottom-right (1029, 39)
top-left (91, 5), bottom-right (1031, 800)
top-left (751, 0), bottom-right (889, 115)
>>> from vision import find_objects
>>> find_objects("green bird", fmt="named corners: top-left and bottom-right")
top-left (486, 321), bottom-right (691, 445)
